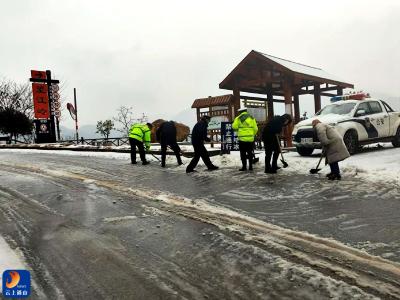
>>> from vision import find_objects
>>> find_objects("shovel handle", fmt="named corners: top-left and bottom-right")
top-left (151, 153), bottom-right (161, 162)
top-left (316, 154), bottom-right (324, 169)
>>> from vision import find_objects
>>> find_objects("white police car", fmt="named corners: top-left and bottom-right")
top-left (292, 93), bottom-right (400, 156)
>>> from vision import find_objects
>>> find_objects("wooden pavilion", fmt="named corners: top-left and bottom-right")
top-left (219, 50), bottom-right (354, 146)
top-left (191, 94), bottom-right (235, 122)
top-left (191, 94), bottom-right (235, 142)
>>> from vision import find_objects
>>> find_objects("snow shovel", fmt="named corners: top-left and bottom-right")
top-left (167, 145), bottom-right (191, 159)
top-left (310, 154), bottom-right (324, 174)
top-left (276, 135), bottom-right (288, 168)
top-left (148, 152), bottom-right (161, 163)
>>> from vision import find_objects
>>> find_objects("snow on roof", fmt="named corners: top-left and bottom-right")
top-left (256, 51), bottom-right (347, 83)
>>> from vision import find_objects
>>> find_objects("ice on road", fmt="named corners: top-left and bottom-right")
top-left (0, 147), bottom-right (399, 299)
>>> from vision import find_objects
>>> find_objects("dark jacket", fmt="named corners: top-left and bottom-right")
top-left (156, 121), bottom-right (177, 144)
top-left (262, 116), bottom-right (286, 141)
top-left (191, 120), bottom-right (210, 146)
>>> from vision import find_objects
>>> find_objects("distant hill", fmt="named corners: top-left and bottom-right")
top-left (60, 125), bottom-right (122, 140)
top-left (370, 92), bottom-right (400, 110)
top-left (172, 108), bottom-right (197, 129)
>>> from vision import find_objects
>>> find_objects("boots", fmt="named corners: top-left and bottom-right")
top-left (208, 165), bottom-right (219, 171)
top-left (265, 167), bottom-right (277, 174)
top-left (248, 158), bottom-right (253, 171)
top-left (265, 161), bottom-right (276, 173)
top-left (328, 173), bottom-right (341, 180)
top-left (239, 160), bottom-right (247, 171)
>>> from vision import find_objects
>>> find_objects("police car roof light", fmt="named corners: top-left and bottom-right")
top-left (330, 92), bottom-right (370, 102)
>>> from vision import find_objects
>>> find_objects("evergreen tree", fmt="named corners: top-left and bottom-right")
top-left (96, 119), bottom-right (114, 140)
top-left (0, 108), bottom-right (33, 141)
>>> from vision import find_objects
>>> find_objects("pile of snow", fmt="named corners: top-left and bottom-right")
top-left (205, 143), bottom-right (400, 184)
top-left (282, 143), bottom-right (400, 183)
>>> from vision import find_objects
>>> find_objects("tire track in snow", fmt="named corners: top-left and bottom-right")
top-left (2, 162), bottom-right (400, 299)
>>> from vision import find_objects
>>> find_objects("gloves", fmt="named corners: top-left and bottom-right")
top-left (145, 145), bottom-right (150, 151)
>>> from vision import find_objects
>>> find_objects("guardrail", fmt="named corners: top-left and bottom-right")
top-left (0, 137), bottom-right (31, 145)
top-left (60, 135), bottom-right (193, 147)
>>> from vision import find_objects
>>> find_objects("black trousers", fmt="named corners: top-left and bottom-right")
top-left (161, 142), bottom-right (182, 167)
top-left (239, 141), bottom-right (254, 169)
top-left (263, 136), bottom-right (280, 170)
top-left (329, 161), bottom-right (340, 175)
top-left (186, 144), bottom-right (213, 171)
top-left (129, 138), bottom-right (146, 163)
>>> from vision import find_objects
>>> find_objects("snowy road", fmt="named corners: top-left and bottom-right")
top-left (0, 149), bottom-right (399, 299)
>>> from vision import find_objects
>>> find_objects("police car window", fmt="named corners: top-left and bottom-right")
top-left (356, 102), bottom-right (372, 115)
top-left (381, 101), bottom-right (394, 112)
top-left (367, 101), bottom-right (383, 114)
top-left (317, 103), bottom-right (356, 116)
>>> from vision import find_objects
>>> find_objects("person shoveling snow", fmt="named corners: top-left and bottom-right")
top-left (262, 114), bottom-right (292, 174)
top-left (312, 119), bottom-right (350, 180)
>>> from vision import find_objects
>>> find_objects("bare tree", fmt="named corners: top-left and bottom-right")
top-left (136, 112), bottom-right (148, 123)
top-left (0, 78), bottom-right (33, 117)
top-left (0, 78), bottom-right (34, 141)
top-left (113, 106), bottom-right (135, 137)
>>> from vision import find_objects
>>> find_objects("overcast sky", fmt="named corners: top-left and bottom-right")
top-left (1, 0), bottom-right (400, 129)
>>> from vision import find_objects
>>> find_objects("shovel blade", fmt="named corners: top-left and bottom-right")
top-left (281, 159), bottom-right (288, 168)
top-left (309, 168), bottom-right (321, 174)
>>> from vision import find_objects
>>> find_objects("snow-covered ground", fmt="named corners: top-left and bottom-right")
top-left (0, 145), bottom-right (399, 298)
top-left (0, 236), bottom-right (27, 293)
top-left (285, 143), bottom-right (400, 184)
top-left (1, 143), bottom-right (399, 184)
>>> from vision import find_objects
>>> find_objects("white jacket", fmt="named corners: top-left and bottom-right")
top-left (315, 123), bottom-right (350, 164)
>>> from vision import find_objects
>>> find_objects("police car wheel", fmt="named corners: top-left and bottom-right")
top-left (392, 127), bottom-right (400, 147)
top-left (296, 147), bottom-right (314, 156)
top-left (344, 130), bottom-right (358, 154)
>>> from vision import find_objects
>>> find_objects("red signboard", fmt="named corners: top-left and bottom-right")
top-left (32, 83), bottom-right (50, 119)
top-left (31, 70), bottom-right (47, 80)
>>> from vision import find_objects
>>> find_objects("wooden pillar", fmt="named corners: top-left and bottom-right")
top-left (293, 94), bottom-right (300, 124)
top-left (314, 83), bottom-right (321, 113)
top-left (267, 84), bottom-right (274, 121)
top-left (209, 106), bottom-right (213, 147)
top-left (283, 80), bottom-right (293, 147)
top-left (233, 85), bottom-right (241, 116)
top-left (337, 87), bottom-right (343, 96)
top-left (230, 104), bottom-right (235, 122)
top-left (196, 108), bottom-right (200, 122)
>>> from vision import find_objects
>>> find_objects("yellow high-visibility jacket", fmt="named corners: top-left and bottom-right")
top-left (232, 112), bottom-right (258, 142)
top-left (129, 123), bottom-right (151, 148)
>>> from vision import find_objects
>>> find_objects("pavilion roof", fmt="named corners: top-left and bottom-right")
top-left (192, 94), bottom-right (234, 108)
top-left (219, 50), bottom-right (354, 95)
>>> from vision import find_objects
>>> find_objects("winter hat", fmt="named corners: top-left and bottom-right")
top-left (312, 119), bottom-right (321, 127)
